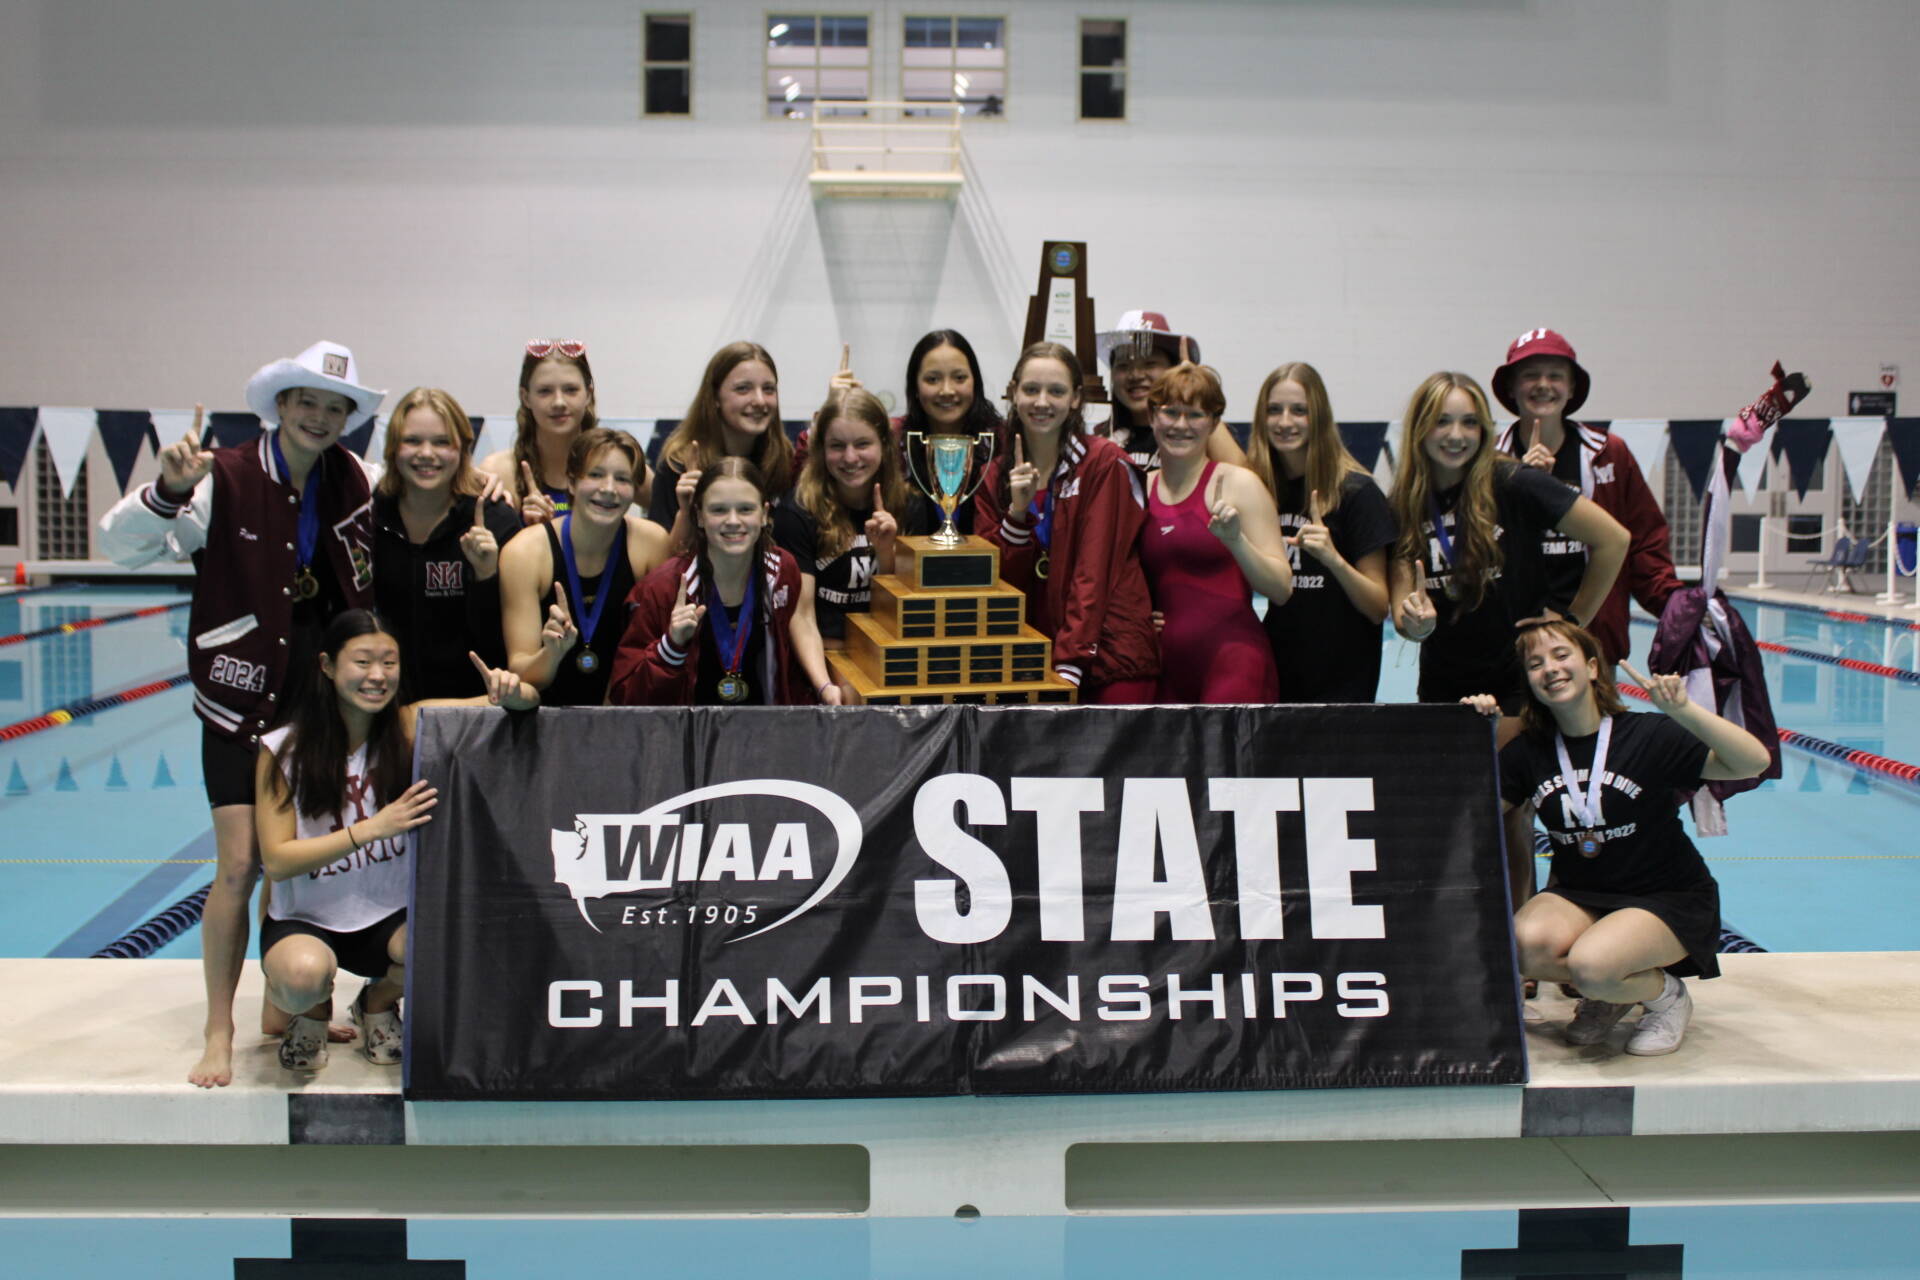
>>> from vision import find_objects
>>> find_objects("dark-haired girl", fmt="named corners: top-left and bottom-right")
top-left (1094, 310), bottom-right (1246, 473)
top-left (373, 386), bottom-right (524, 699)
top-left (774, 386), bottom-right (935, 646)
top-left (500, 428), bottom-right (670, 705)
top-left (1244, 362), bottom-right (1396, 702)
top-left (974, 342), bottom-right (1158, 700)
top-left (611, 458), bottom-right (838, 706)
top-left (479, 340), bottom-right (616, 526)
top-left (1386, 372), bottom-right (1628, 709)
top-left (647, 342), bottom-right (796, 544)
top-left (255, 609), bottom-right (538, 1071)
top-left (1466, 621), bottom-right (1769, 1056)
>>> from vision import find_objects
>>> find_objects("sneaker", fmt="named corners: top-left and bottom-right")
top-left (1627, 981), bottom-right (1693, 1056)
top-left (350, 983), bottom-right (403, 1066)
top-left (1563, 998), bottom-right (1631, 1046)
top-left (278, 1014), bottom-right (330, 1071)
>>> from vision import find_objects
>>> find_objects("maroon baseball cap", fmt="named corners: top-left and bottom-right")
top-left (1492, 328), bottom-right (1590, 416)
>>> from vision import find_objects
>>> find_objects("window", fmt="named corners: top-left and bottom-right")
top-left (642, 14), bottom-right (692, 116)
top-left (33, 439), bottom-right (88, 561)
top-left (1079, 19), bottom-right (1124, 120)
top-left (904, 16), bottom-right (1005, 116)
top-left (767, 14), bottom-right (871, 119)
top-left (1785, 514), bottom-right (1822, 555)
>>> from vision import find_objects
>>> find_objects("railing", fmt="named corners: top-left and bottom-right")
top-left (808, 100), bottom-right (964, 195)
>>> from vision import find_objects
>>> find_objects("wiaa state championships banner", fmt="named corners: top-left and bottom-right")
top-left (405, 705), bottom-right (1525, 1100)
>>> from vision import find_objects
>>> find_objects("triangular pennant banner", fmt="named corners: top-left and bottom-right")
top-left (341, 418), bottom-right (377, 458)
top-left (647, 419), bottom-right (682, 465)
top-left (1372, 430), bottom-right (1396, 491)
top-left (472, 414), bottom-right (515, 464)
top-left (205, 412), bottom-right (263, 450)
top-left (1605, 419), bottom-right (1670, 487)
top-left (1889, 418), bottom-right (1920, 498)
top-left (1666, 419), bottom-right (1724, 499)
top-left (1734, 423), bottom-right (1770, 494)
top-left (96, 411), bottom-right (158, 492)
top-left (36, 407), bottom-right (96, 498)
top-left (1775, 419), bottom-right (1833, 499)
top-left (1338, 421), bottom-right (1390, 474)
top-left (1829, 416), bottom-right (1888, 501)
top-left (0, 408), bottom-right (34, 490)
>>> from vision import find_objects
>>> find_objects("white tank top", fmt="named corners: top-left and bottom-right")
top-left (260, 725), bottom-right (411, 932)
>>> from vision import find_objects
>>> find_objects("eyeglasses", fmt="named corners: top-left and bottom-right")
top-left (526, 340), bottom-right (587, 359)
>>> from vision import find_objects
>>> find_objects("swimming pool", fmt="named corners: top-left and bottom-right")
top-left (2, 584), bottom-right (1916, 1278)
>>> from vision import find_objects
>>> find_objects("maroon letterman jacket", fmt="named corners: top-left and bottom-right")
top-left (98, 436), bottom-right (377, 742)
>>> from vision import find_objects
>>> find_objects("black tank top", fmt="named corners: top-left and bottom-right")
top-left (538, 521), bottom-right (636, 706)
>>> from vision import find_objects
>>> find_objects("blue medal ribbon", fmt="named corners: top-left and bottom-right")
top-left (707, 570), bottom-right (758, 682)
top-left (559, 515), bottom-right (618, 648)
top-left (1032, 489), bottom-right (1054, 550)
top-left (269, 431), bottom-right (321, 570)
top-left (1425, 492), bottom-right (1457, 573)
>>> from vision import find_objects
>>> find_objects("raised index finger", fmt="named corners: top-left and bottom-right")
top-left (838, 343), bottom-right (851, 374)
top-left (872, 483), bottom-right (887, 514)
top-left (520, 460), bottom-right (538, 493)
top-left (1529, 418), bottom-right (1542, 452)
top-left (187, 403), bottom-right (205, 447)
top-left (474, 493), bottom-right (489, 527)
top-left (551, 585), bottom-right (573, 623)
top-left (1014, 435), bottom-right (1025, 468)
top-left (1309, 490), bottom-right (1325, 522)
top-left (1616, 660), bottom-right (1652, 691)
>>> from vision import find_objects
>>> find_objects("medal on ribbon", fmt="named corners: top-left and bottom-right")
top-left (708, 571), bottom-right (758, 704)
top-left (1426, 493), bottom-right (1463, 601)
top-left (270, 431), bottom-right (323, 603)
top-left (1032, 489), bottom-right (1053, 581)
top-left (559, 515), bottom-right (618, 679)
top-left (1554, 716), bottom-right (1615, 860)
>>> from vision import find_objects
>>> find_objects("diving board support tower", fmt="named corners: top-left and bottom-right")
top-left (808, 100), bottom-right (963, 199)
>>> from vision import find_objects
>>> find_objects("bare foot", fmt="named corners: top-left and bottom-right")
top-left (189, 1030), bottom-right (234, 1088)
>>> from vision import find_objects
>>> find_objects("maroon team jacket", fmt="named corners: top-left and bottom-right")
top-left (607, 550), bottom-right (809, 706)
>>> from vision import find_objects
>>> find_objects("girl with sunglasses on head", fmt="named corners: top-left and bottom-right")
top-left (256, 608), bottom-right (538, 1073)
top-left (775, 386), bottom-right (936, 654)
top-left (373, 387), bottom-right (524, 699)
top-left (479, 340), bottom-right (633, 526)
top-left (1094, 311), bottom-right (1246, 474)
top-left (974, 342), bottom-right (1159, 701)
top-left (1386, 372), bottom-right (1627, 711)
top-left (611, 458), bottom-right (839, 706)
top-left (500, 428), bottom-right (670, 706)
top-left (1244, 362), bottom-right (1397, 702)
top-left (1464, 621), bottom-right (1769, 1056)
top-left (1138, 361), bottom-right (1289, 703)
top-left (647, 342), bottom-right (796, 546)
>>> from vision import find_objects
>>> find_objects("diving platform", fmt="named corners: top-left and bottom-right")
top-left (1, 952), bottom-right (1915, 1219)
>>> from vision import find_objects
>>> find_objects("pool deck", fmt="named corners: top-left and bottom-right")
top-left (0, 952), bottom-right (1915, 1219)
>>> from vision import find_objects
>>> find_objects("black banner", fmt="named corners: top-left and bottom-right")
top-left (405, 705), bottom-right (1526, 1100)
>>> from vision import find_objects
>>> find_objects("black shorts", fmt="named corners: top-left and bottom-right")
top-left (260, 910), bottom-right (407, 980)
top-left (202, 726), bottom-right (260, 808)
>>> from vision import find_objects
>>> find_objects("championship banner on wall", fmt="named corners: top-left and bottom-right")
top-left (404, 705), bottom-right (1526, 1101)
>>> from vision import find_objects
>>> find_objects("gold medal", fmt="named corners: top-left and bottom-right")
top-left (292, 567), bottom-right (319, 601)
top-left (1034, 551), bottom-right (1050, 581)
top-left (575, 649), bottom-right (600, 675)
top-left (1575, 830), bottom-right (1602, 858)
top-left (717, 673), bottom-right (748, 703)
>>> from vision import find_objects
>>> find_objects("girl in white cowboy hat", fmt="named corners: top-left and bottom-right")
top-left (98, 339), bottom-right (386, 1088)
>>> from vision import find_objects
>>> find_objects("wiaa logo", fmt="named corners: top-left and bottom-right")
top-left (550, 780), bottom-right (861, 940)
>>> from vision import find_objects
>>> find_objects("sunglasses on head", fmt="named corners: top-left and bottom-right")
top-left (526, 339), bottom-right (587, 359)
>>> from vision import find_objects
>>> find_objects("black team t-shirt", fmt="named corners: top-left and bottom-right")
top-left (1263, 470), bottom-right (1397, 702)
top-left (1413, 460), bottom-right (1579, 703)
top-left (1499, 712), bottom-right (1712, 898)
top-left (1532, 430), bottom-right (1591, 616)
top-left (772, 491), bottom-right (935, 641)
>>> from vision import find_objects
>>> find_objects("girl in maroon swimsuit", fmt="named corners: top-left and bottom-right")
top-left (1138, 363), bottom-right (1292, 703)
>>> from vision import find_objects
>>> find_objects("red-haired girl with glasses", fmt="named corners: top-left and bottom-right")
top-left (647, 342), bottom-right (796, 545)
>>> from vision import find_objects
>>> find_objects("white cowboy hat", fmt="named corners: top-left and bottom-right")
top-left (1095, 310), bottom-right (1202, 369)
top-left (244, 340), bottom-right (386, 427)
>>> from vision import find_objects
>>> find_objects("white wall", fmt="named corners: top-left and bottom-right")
top-left (2, 0), bottom-right (1918, 427)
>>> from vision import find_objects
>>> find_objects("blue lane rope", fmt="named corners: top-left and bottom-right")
top-left (92, 884), bottom-right (210, 959)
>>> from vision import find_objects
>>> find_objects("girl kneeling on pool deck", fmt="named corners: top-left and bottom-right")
top-left (1465, 621), bottom-right (1769, 1056)
top-left (255, 609), bottom-right (539, 1071)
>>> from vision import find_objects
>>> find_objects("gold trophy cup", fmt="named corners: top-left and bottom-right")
top-left (906, 429), bottom-right (996, 546)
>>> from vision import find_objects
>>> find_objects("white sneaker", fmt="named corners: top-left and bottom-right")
top-left (277, 1014), bottom-right (329, 1071)
top-left (1627, 980), bottom-right (1693, 1056)
top-left (1563, 998), bottom-right (1631, 1046)
top-left (349, 983), bottom-right (403, 1066)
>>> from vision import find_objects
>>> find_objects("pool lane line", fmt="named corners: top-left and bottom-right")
top-left (1750, 639), bottom-right (1920, 684)
top-left (1617, 680), bottom-right (1920, 788)
top-left (0, 598), bottom-right (190, 648)
top-left (0, 671), bottom-right (190, 741)
top-left (0, 581), bottom-right (84, 600)
top-left (1723, 591), bottom-right (1920, 633)
top-left (45, 830), bottom-right (218, 958)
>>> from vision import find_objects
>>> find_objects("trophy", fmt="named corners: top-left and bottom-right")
top-left (906, 429), bottom-right (995, 546)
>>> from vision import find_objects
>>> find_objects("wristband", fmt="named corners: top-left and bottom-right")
top-left (817, 681), bottom-right (834, 698)
top-left (347, 823), bottom-right (361, 852)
